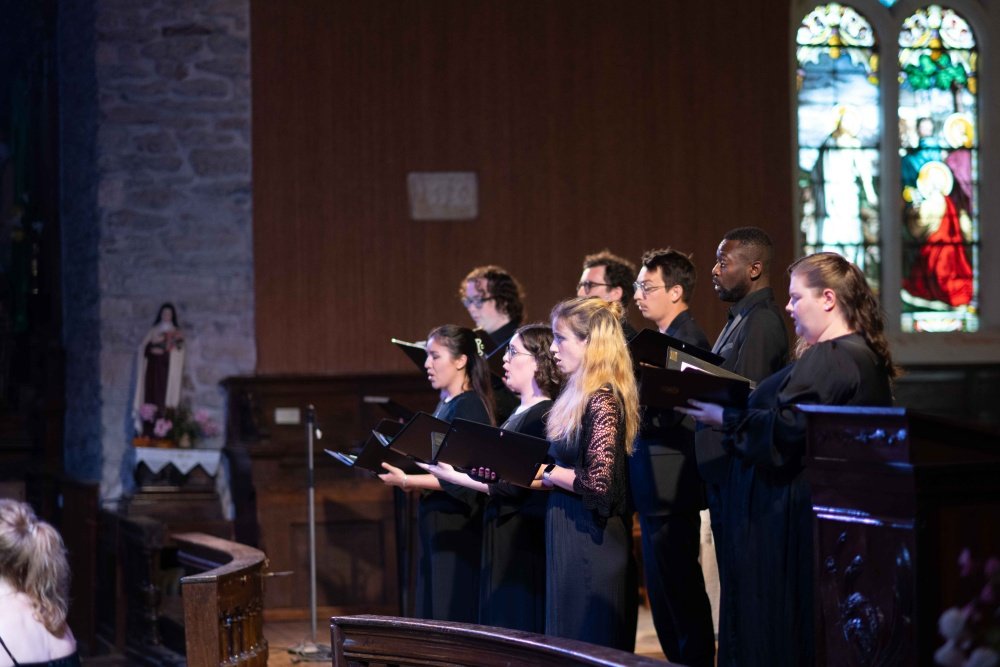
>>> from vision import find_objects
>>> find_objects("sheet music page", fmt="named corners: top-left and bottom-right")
top-left (324, 449), bottom-right (357, 466)
top-left (391, 337), bottom-right (426, 349)
top-left (680, 361), bottom-right (710, 374)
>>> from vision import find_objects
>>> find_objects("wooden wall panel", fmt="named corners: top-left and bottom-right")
top-left (252, 0), bottom-right (794, 374)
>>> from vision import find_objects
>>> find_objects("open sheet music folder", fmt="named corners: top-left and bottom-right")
top-left (392, 335), bottom-right (505, 379)
top-left (463, 330), bottom-right (504, 378)
top-left (638, 366), bottom-right (750, 410)
top-left (483, 340), bottom-right (505, 378)
top-left (391, 338), bottom-right (427, 372)
top-left (434, 418), bottom-right (550, 488)
top-left (628, 328), bottom-right (724, 369)
top-left (665, 347), bottom-right (757, 390)
top-left (363, 395), bottom-right (415, 422)
top-left (382, 411), bottom-right (452, 464)
top-left (324, 419), bottom-right (423, 475)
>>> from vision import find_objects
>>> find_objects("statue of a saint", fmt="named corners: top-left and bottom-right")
top-left (132, 303), bottom-right (185, 435)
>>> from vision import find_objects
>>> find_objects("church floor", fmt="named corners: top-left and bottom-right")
top-left (262, 604), bottom-right (667, 665)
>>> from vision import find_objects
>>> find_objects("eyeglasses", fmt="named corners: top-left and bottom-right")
top-left (633, 281), bottom-right (669, 297)
top-left (503, 345), bottom-right (532, 361)
top-left (577, 280), bottom-right (613, 295)
top-left (461, 296), bottom-right (495, 309)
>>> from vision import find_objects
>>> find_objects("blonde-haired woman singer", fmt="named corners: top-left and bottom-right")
top-left (0, 499), bottom-right (80, 667)
top-left (540, 297), bottom-right (640, 650)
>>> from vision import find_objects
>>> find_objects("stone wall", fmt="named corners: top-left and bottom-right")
top-left (60, 0), bottom-right (255, 505)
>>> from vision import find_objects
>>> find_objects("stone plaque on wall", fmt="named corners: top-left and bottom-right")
top-left (406, 172), bottom-right (478, 220)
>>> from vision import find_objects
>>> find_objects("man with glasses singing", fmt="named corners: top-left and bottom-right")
top-left (460, 265), bottom-right (525, 422)
top-left (576, 250), bottom-right (638, 338)
top-left (629, 248), bottom-right (715, 667)
top-left (460, 265), bottom-right (524, 347)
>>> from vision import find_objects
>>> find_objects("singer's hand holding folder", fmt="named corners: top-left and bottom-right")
top-left (324, 419), bottom-right (423, 475)
top-left (432, 418), bottom-right (550, 488)
top-left (639, 366), bottom-right (751, 410)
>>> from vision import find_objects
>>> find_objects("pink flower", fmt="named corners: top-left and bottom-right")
top-left (139, 403), bottom-right (158, 422)
top-left (153, 418), bottom-right (173, 438)
top-left (195, 410), bottom-right (220, 437)
top-left (985, 557), bottom-right (1000, 579)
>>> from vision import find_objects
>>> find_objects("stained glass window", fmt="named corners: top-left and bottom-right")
top-left (797, 4), bottom-right (882, 291)
top-left (898, 6), bottom-right (979, 332)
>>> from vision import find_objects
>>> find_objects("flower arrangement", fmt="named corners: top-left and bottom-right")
top-left (135, 402), bottom-right (220, 448)
top-left (935, 549), bottom-right (1000, 667)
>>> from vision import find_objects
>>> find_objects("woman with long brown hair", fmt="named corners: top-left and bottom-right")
top-left (379, 324), bottom-right (494, 623)
top-left (425, 323), bottom-right (562, 633)
top-left (679, 252), bottom-right (896, 666)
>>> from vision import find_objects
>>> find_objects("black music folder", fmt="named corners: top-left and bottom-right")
top-left (393, 335), bottom-right (504, 379)
top-left (391, 338), bottom-right (427, 372)
top-left (628, 328), bottom-right (724, 368)
top-left (383, 411), bottom-right (452, 463)
top-left (433, 418), bottom-right (550, 488)
top-left (638, 366), bottom-right (750, 410)
top-left (664, 347), bottom-right (757, 390)
top-left (324, 419), bottom-right (423, 475)
top-left (483, 342), bottom-right (505, 378)
top-left (363, 395), bottom-right (415, 422)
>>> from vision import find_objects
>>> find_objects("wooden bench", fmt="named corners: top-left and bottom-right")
top-left (330, 615), bottom-right (676, 666)
top-left (175, 532), bottom-right (269, 667)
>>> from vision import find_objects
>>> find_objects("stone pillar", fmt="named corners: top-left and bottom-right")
top-left (60, 0), bottom-right (255, 507)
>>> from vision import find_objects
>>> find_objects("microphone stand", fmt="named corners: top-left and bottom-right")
top-left (307, 404), bottom-right (318, 642)
top-left (291, 405), bottom-right (331, 661)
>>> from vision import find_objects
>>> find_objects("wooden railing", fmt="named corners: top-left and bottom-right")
top-left (175, 532), bottom-right (269, 667)
top-left (330, 615), bottom-right (677, 666)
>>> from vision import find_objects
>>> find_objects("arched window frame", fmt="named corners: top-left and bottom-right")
top-left (791, 0), bottom-right (1000, 364)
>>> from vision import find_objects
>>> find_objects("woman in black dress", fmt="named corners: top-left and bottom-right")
top-left (379, 324), bottom-right (494, 623)
top-left (539, 297), bottom-right (640, 650)
top-left (425, 324), bottom-right (562, 633)
top-left (679, 253), bottom-right (897, 666)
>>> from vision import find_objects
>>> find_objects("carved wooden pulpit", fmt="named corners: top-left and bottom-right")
top-left (801, 406), bottom-right (1000, 666)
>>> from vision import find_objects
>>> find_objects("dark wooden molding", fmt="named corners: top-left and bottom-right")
top-left (330, 615), bottom-right (676, 667)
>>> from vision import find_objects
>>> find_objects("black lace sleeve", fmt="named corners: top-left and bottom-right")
top-left (572, 390), bottom-right (624, 517)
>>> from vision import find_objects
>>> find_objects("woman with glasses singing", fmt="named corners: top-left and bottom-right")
top-left (539, 297), bottom-right (640, 650)
top-left (424, 324), bottom-right (563, 633)
top-left (379, 324), bottom-right (494, 623)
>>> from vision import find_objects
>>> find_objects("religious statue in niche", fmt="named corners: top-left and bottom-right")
top-left (132, 302), bottom-right (185, 439)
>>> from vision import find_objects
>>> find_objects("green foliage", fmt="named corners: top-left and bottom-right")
top-left (904, 53), bottom-right (967, 91)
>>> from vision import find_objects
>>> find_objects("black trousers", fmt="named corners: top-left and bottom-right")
top-left (705, 481), bottom-right (725, 584)
top-left (638, 511), bottom-right (716, 667)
